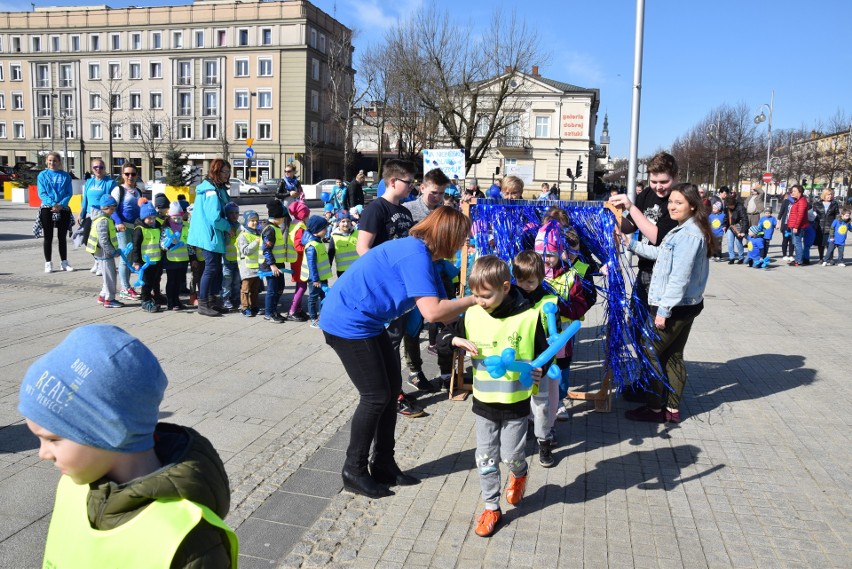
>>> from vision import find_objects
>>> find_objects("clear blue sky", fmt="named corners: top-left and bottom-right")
top-left (16, 0), bottom-right (850, 157)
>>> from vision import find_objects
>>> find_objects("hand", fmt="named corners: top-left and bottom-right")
top-left (271, 265), bottom-right (282, 277)
top-left (792, 228), bottom-right (798, 235)
top-left (452, 337), bottom-right (478, 356)
top-left (116, 223), bottom-right (126, 232)
top-left (530, 367), bottom-right (543, 387)
top-left (312, 281), bottom-right (322, 288)
top-left (133, 263), bottom-right (141, 271)
top-left (599, 263), bottom-right (609, 277)
top-left (654, 315), bottom-right (666, 330)
top-left (608, 194), bottom-right (634, 210)
top-left (51, 205), bottom-right (61, 213)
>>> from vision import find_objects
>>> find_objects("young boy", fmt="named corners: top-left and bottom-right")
top-left (160, 201), bottom-right (190, 311)
top-left (708, 201), bottom-right (726, 262)
top-left (131, 201), bottom-right (163, 313)
top-left (18, 324), bottom-right (237, 567)
top-left (153, 193), bottom-right (171, 226)
top-left (85, 194), bottom-right (124, 308)
top-left (331, 210), bottom-right (359, 276)
top-left (221, 202), bottom-right (241, 311)
top-left (300, 215), bottom-right (332, 328)
top-left (824, 206), bottom-right (852, 266)
top-left (237, 210), bottom-right (263, 317)
top-left (746, 225), bottom-right (766, 268)
top-left (757, 205), bottom-right (777, 259)
top-left (261, 199), bottom-right (290, 323)
top-left (437, 255), bottom-right (549, 538)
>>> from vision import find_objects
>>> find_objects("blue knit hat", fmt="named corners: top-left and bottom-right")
top-left (225, 201), bottom-right (239, 215)
top-left (99, 194), bottom-right (117, 208)
top-left (242, 210), bottom-right (259, 226)
top-left (18, 325), bottom-right (167, 453)
top-left (139, 202), bottom-right (157, 220)
top-left (306, 215), bottom-right (329, 235)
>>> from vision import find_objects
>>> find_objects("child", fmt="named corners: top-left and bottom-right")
top-left (237, 210), bottom-right (263, 317)
top-left (261, 199), bottom-right (289, 323)
top-left (824, 206), bottom-right (852, 266)
top-left (131, 202), bottom-right (164, 313)
top-left (221, 202), bottom-right (241, 311)
top-left (85, 194), bottom-right (124, 308)
top-left (18, 324), bottom-right (237, 567)
top-left (301, 215), bottom-right (331, 328)
top-left (160, 201), bottom-right (190, 311)
top-left (350, 204), bottom-right (363, 229)
top-left (330, 210), bottom-right (359, 276)
top-left (708, 201), bottom-right (726, 261)
top-left (746, 225), bottom-right (766, 268)
top-left (437, 255), bottom-right (549, 538)
top-left (286, 200), bottom-right (310, 321)
top-left (757, 205), bottom-right (777, 259)
top-left (154, 193), bottom-right (171, 226)
top-left (186, 204), bottom-right (205, 307)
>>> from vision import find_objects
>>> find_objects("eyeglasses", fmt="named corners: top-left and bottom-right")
top-left (284, 170), bottom-right (294, 174)
top-left (92, 165), bottom-right (105, 170)
top-left (123, 172), bottom-right (137, 177)
top-left (395, 178), bottom-right (414, 187)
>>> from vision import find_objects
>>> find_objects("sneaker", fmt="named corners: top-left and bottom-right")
top-left (288, 311), bottom-right (308, 322)
top-left (427, 344), bottom-right (438, 356)
top-left (727, 259), bottom-right (735, 264)
top-left (141, 300), bottom-right (159, 313)
top-left (438, 375), bottom-right (452, 392)
top-left (118, 289), bottom-right (131, 300)
top-left (505, 472), bottom-right (527, 505)
top-left (223, 300), bottom-right (234, 310)
top-left (556, 405), bottom-right (571, 421)
top-left (103, 299), bottom-right (124, 308)
top-left (625, 405), bottom-right (666, 423)
top-left (172, 304), bottom-right (185, 311)
top-left (60, 260), bottom-right (74, 272)
top-left (397, 397), bottom-right (426, 418)
top-left (96, 269), bottom-right (103, 276)
top-left (242, 309), bottom-right (254, 318)
top-left (821, 261), bottom-right (828, 266)
top-left (665, 409), bottom-right (681, 423)
top-left (735, 258), bottom-right (744, 264)
top-left (407, 371), bottom-right (439, 393)
top-left (90, 262), bottom-right (99, 274)
top-left (264, 313), bottom-right (285, 323)
top-left (309, 319), bottom-right (320, 328)
top-left (474, 508), bottom-right (502, 538)
top-left (838, 262), bottom-right (846, 267)
top-left (538, 439), bottom-right (555, 468)
top-left (126, 287), bottom-right (139, 300)
top-left (96, 295), bottom-right (104, 304)
top-left (189, 293), bottom-right (197, 306)
top-left (45, 262), bottom-right (53, 273)
top-left (747, 259), bottom-right (753, 267)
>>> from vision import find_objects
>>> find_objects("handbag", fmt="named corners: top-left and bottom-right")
top-left (32, 212), bottom-right (43, 239)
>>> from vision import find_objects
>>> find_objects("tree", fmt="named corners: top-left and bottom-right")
top-left (357, 44), bottom-right (393, 176)
top-left (163, 142), bottom-right (190, 187)
top-left (323, 26), bottom-right (363, 179)
top-left (136, 109), bottom-right (168, 181)
top-left (87, 75), bottom-right (131, 174)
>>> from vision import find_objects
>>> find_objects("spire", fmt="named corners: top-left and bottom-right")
top-left (600, 112), bottom-right (610, 145)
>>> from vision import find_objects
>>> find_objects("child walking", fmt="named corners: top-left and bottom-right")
top-left (286, 200), bottom-right (310, 321)
top-left (261, 199), bottom-right (290, 323)
top-left (757, 205), bottom-right (777, 259)
top-left (19, 324), bottom-right (237, 567)
top-left (132, 202), bottom-right (164, 313)
top-left (437, 255), bottom-right (550, 538)
top-left (221, 202), bottom-right (241, 311)
top-left (237, 210), bottom-right (264, 317)
top-left (301, 215), bottom-right (332, 328)
top-left (85, 194), bottom-right (123, 308)
top-left (824, 206), bottom-right (852, 266)
top-left (746, 225), bottom-right (767, 268)
top-left (161, 201), bottom-right (190, 311)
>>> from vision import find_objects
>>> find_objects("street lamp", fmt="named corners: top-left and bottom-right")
top-left (247, 91), bottom-right (257, 181)
top-left (706, 114), bottom-right (720, 191)
top-left (754, 90), bottom-right (774, 207)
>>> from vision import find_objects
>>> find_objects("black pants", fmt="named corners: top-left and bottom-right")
top-left (164, 264), bottom-right (188, 308)
top-left (781, 229), bottom-right (792, 257)
top-left (40, 208), bottom-right (72, 263)
top-left (324, 330), bottom-right (401, 475)
top-left (140, 263), bottom-right (163, 302)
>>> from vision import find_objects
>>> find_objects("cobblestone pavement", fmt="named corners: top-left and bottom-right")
top-left (0, 202), bottom-right (850, 568)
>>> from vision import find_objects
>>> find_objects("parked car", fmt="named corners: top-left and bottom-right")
top-left (262, 178), bottom-right (282, 193)
top-left (363, 183), bottom-right (379, 204)
top-left (239, 181), bottom-right (269, 194)
top-left (301, 178), bottom-right (341, 201)
top-left (0, 162), bottom-right (37, 184)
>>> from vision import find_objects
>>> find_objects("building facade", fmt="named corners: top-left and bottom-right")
top-left (0, 0), bottom-right (352, 183)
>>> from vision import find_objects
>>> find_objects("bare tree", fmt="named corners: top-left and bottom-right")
top-left (814, 110), bottom-right (851, 188)
top-left (136, 109), bottom-right (168, 181)
top-left (357, 43), bottom-right (393, 175)
top-left (323, 26), bottom-right (364, 179)
top-left (87, 75), bottom-right (131, 174)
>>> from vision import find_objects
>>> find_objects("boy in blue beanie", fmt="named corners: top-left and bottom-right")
top-left (132, 201), bottom-right (164, 312)
top-left (85, 194), bottom-right (124, 308)
top-left (19, 324), bottom-right (237, 568)
top-left (237, 209), bottom-right (263, 317)
top-left (301, 215), bottom-right (331, 328)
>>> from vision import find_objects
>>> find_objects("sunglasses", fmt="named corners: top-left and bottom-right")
top-left (123, 172), bottom-right (137, 176)
top-left (92, 165), bottom-right (105, 170)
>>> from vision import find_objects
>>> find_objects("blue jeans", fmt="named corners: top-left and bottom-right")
top-left (199, 249), bottom-right (223, 301)
top-left (792, 231), bottom-right (804, 264)
top-left (307, 281), bottom-right (326, 319)
top-left (264, 273), bottom-right (284, 317)
top-left (221, 260), bottom-right (241, 304)
top-left (726, 229), bottom-right (744, 260)
top-left (116, 228), bottom-right (133, 290)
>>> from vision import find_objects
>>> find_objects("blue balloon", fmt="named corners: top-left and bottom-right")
top-left (320, 191), bottom-right (330, 203)
top-left (487, 184), bottom-right (501, 198)
top-left (376, 178), bottom-right (386, 198)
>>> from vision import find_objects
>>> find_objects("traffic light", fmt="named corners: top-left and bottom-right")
top-left (566, 167), bottom-right (573, 179)
top-left (575, 158), bottom-right (583, 178)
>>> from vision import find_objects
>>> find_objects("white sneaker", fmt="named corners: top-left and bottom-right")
top-left (90, 261), bottom-right (99, 274)
top-left (61, 260), bottom-right (74, 272)
top-left (822, 261), bottom-right (828, 266)
top-left (45, 262), bottom-right (52, 273)
top-left (838, 262), bottom-right (846, 267)
top-left (556, 405), bottom-right (571, 421)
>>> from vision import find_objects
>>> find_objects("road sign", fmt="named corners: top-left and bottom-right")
top-left (246, 138), bottom-right (254, 147)
top-left (763, 172), bottom-right (773, 183)
top-left (245, 148), bottom-right (255, 159)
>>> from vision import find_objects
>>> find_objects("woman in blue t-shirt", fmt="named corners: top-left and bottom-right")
top-left (320, 206), bottom-right (477, 499)
top-left (79, 158), bottom-right (118, 275)
top-left (37, 152), bottom-right (74, 273)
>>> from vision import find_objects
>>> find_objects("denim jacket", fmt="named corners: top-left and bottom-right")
top-left (628, 216), bottom-right (709, 318)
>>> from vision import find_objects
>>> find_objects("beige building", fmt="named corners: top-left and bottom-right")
top-left (0, 0), bottom-right (352, 182)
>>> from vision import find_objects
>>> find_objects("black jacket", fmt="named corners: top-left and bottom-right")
top-left (812, 199), bottom-right (839, 235)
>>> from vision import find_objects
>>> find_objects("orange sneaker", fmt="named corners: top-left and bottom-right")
top-left (505, 472), bottom-right (527, 506)
top-left (474, 508), bottom-right (502, 537)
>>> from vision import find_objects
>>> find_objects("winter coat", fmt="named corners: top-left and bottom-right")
top-left (812, 200), bottom-right (839, 235)
top-left (187, 179), bottom-right (231, 253)
top-left (787, 196), bottom-right (810, 231)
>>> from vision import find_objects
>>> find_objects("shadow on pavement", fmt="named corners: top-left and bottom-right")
top-left (0, 423), bottom-right (39, 454)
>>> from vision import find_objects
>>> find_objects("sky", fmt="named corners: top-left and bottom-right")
top-left (12, 0), bottom-right (850, 158)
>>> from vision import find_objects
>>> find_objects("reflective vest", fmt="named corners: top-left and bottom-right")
top-left (284, 221), bottom-right (305, 263)
top-left (268, 224), bottom-right (287, 264)
top-left (465, 305), bottom-right (539, 404)
top-left (85, 214), bottom-right (118, 256)
top-left (139, 225), bottom-right (162, 263)
top-left (42, 475), bottom-right (238, 569)
top-left (331, 230), bottom-right (359, 273)
top-left (224, 230), bottom-right (238, 262)
top-left (240, 230), bottom-right (262, 269)
top-left (300, 239), bottom-right (332, 282)
top-left (164, 224), bottom-right (189, 263)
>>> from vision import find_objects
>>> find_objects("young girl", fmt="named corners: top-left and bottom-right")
top-left (286, 200), bottom-right (310, 321)
top-left (160, 201), bottom-right (190, 311)
top-left (824, 207), bottom-right (852, 266)
top-left (237, 210), bottom-right (263, 317)
top-left (708, 201), bottom-right (726, 262)
top-left (186, 205), bottom-right (205, 307)
top-left (221, 202), bottom-right (241, 311)
top-left (330, 211), bottom-right (359, 277)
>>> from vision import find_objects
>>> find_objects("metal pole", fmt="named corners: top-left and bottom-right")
top-left (626, 0), bottom-right (646, 207)
top-left (764, 90), bottom-right (773, 207)
top-left (712, 114), bottom-right (720, 191)
top-left (62, 113), bottom-right (69, 171)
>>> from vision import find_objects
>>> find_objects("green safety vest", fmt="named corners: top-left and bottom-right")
top-left (224, 230), bottom-right (238, 262)
top-left (42, 475), bottom-right (238, 569)
top-left (331, 230), bottom-right (359, 272)
top-left (139, 225), bottom-right (162, 263)
top-left (268, 224), bottom-right (287, 264)
top-left (240, 231), bottom-right (262, 269)
top-left (164, 224), bottom-right (189, 263)
top-left (284, 221), bottom-right (305, 263)
top-left (465, 304), bottom-right (540, 404)
top-left (300, 239), bottom-right (332, 282)
top-left (85, 215), bottom-right (118, 256)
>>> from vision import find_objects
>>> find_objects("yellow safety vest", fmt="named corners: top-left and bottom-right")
top-left (85, 214), bottom-right (118, 256)
top-left (240, 231), bottom-right (262, 269)
top-left (268, 224), bottom-right (287, 264)
top-left (300, 239), bottom-right (332, 282)
top-left (164, 224), bottom-right (189, 263)
top-left (465, 304), bottom-right (540, 404)
top-left (42, 475), bottom-right (238, 569)
top-left (331, 230), bottom-right (359, 273)
top-left (284, 221), bottom-right (305, 263)
top-left (224, 229), bottom-right (238, 262)
top-left (139, 225), bottom-right (162, 263)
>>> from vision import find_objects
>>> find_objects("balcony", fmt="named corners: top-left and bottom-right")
top-left (495, 135), bottom-right (531, 150)
top-left (203, 77), bottom-right (220, 86)
top-left (39, 109), bottom-right (52, 117)
top-left (59, 79), bottom-right (74, 88)
top-left (177, 107), bottom-right (192, 116)
top-left (177, 77), bottom-right (192, 86)
top-left (203, 108), bottom-right (218, 116)
top-left (36, 79), bottom-right (51, 88)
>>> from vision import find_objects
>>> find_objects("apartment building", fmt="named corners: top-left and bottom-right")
top-left (0, 0), bottom-right (352, 182)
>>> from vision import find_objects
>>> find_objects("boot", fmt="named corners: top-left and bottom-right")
top-left (538, 439), bottom-right (555, 468)
top-left (210, 295), bottom-right (228, 314)
top-left (197, 298), bottom-right (222, 317)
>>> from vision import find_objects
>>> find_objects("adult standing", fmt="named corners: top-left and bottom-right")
top-left (777, 189), bottom-right (794, 261)
top-left (786, 184), bottom-right (809, 266)
top-left (321, 207), bottom-right (478, 498)
top-left (745, 186), bottom-right (765, 227)
top-left (276, 165), bottom-right (303, 208)
top-left (464, 180), bottom-right (485, 200)
top-left (37, 152), bottom-right (75, 273)
top-left (725, 196), bottom-right (748, 264)
top-left (812, 188), bottom-right (838, 263)
top-left (349, 170), bottom-right (366, 208)
top-left (111, 164), bottom-right (142, 299)
top-left (623, 183), bottom-right (712, 423)
top-left (188, 159), bottom-right (233, 317)
top-left (328, 178), bottom-right (348, 213)
top-left (79, 159), bottom-right (118, 275)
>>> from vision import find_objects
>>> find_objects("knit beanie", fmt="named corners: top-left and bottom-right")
top-left (99, 194), bottom-right (117, 209)
top-left (267, 199), bottom-right (285, 219)
top-left (242, 210), bottom-right (259, 226)
top-left (288, 200), bottom-right (310, 221)
top-left (18, 325), bottom-right (167, 453)
top-left (306, 215), bottom-right (329, 235)
top-left (139, 202), bottom-right (157, 220)
top-left (168, 201), bottom-right (183, 216)
top-left (336, 209), bottom-right (350, 221)
top-left (224, 202), bottom-right (239, 215)
top-left (154, 193), bottom-right (170, 209)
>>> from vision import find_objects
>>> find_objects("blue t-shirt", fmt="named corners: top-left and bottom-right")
top-left (831, 219), bottom-right (851, 245)
top-left (758, 215), bottom-right (777, 241)
top-left (320, 237), bottom-right (444, 339)
top-left (746, 236), bottom-right (765, 260)
top-left (708, 212), bottom-right (726, 237)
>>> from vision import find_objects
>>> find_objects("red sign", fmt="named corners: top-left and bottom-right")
top-left (762, 172), bottom-right (773, 183)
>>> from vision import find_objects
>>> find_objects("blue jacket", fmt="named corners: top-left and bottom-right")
top-left (37, 169), bottom-right (73, 208)
top-left (628, 216), bottom-right (709, 318)
top-left (302, 229), bottom-right (325, 282)
top-left (80, 177), bottom-right (117, 219)
top-left (747, 236), bottom-right (765, 260)
top-left (187, 179), bottom-right (231, 253)
top-left (111, 186), bottom-right (141, 226)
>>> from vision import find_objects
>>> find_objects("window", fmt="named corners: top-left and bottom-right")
top-left (234, 122), bottom-right (247, 140)
top-left (36, 64), bottom-right (50, 88)
top-left (257, 122), bottom-right (271, 140)
top-left (111, 123), bottom-right (122, 139)
top-left (0, 122), bottom-right (5, 138)
top-left (32, 36), bottom-right (41, 53)
top-left (130, 123), bottom-right (142, 139)
top-left (71, 35), bottom-right (80, 52)
top-left (203, 91), bottom-right (217, 116)
top-left (310, 90), bottom-right (318, 112)
top-left (0, 94), bottom-right (4, 109)
top-left (39, 123), bottom-right (52, 139)
top-left (319, 34), bottom-right (326, 53)
top-left (90, 34), bottom-right (100, 51)
top-left (235, 90), bottom-right (249, 109)
top-left (110, 93), bottom-right (121, 109)
top-left (475, 115), bottom-right (489, 137)
top-left (258, 58), bottom-right (272, 77)
top-left (257, 90), bottom-right (272, 108)
top-left (178, 92), bottom-right (192, 115)
top-left (130, 92), bottom-right (141, 109)
top-left (177, 61), bottom-right (191, 85)
top-left (61, 94), bottom-right (73, 114)
top-left (311, 58), bottom-right (319, 81)
top-left (11, 36), bottom-right (21, 53)
top-left (59, 64), bottom-right (73, 87)
top-left (234, 59), bottom-right (249, 77)
top-left (0, 65), bottom-right (3, 81)
top-left (131, 32), bottom-right (141, 50)
top-left (12, 93), bottom-right (23, 110)
top-left (51, 36), bottom-right (60, 53)
top-left (14, 122), bottom-right (25, 139)
top-left (204, 122), bottom-right (218, 140)
top-left (310, 121), bottom-right (318, 141)
top-left (150, 92), bottom-right (163, 109)
top-left (172, 31), bottom-right (183, 49)
top-left (89, 93), bottom-right (101, 110)
top-left (152, 123), bottom-right (163, 139)
top-left (37, 94), bottom-right (51, 116)
top-left (129, 62), bottom-right (141, 79)
top-left (179, 122), bottom-right (192, 139)
top-left (63, 123), bottom-right (76, 140)
top-left (261, 28), bottom-right (272, 45)
top-left (216, 29), bottom-right (226, 47)
top-left (238, 29), bottom-right (249, 46)
top-left (150, 62), bottom-right (162, 79)
top-left (110, 33), bottom-right (120, 50)
top-left (89, 62), bottom-right (100, 80)
top-left (11, 64), bottom-right (21, 81)
top-left (534, 116), bottom-right (550, 138)
top-left (91, 122), bottom-right (102, 139)
top-left (108, 63), bottom-right (121, 80)
top-left (152, 32), bottom-right (162, 49)
top-left (203, 60), bottom-right (218, 85)
top-left (194, 30), bottom-right (204, 48)
top-left (309, 28), bottom-right (317, 48)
